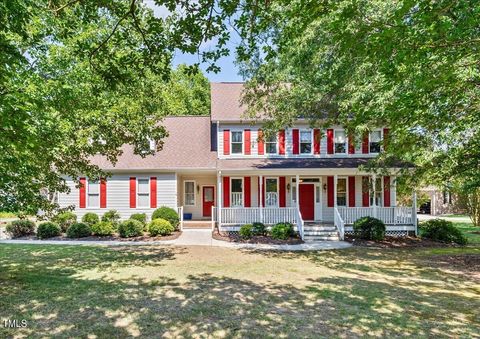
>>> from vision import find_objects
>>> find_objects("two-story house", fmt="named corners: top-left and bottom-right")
top-left (58, 82), bottom-right (417, 241)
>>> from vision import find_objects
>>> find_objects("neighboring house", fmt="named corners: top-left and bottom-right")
top-left (58, 82), bottom-right (417, 241)
top-left (419, 186), bottom-right (463, 216)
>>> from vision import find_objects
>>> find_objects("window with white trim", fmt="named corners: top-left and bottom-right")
top-left (336, 178), bottom-right (347, 206)
top-left (370, 177), bottom-right (383, 206)
top-left (300, 130), bottom-right (312, 154)
top-left (137, 178), bottom-right (150, 208)
top-left (87, 180), bottom-right (100, 207)
top-left (334, 130), bottom-right (347, 154)
top-left (369, 130), bottom-right (382, 153)
top-left (265, 134), bottom-right (277, 154)
top-left (231, 131), bottom-right (243, 154)
top-left (265, 178), bottom-right (278, 207)
top-left (184, 181), bottom-right (195, 206)
top-left (231, 178), bottom-right (243, 207)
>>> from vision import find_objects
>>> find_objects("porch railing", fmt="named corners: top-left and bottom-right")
top-left (220, 207), bottom-right (297, 225)
top-left (295, 208), bottom-right (305, 240)
top-left (337, 206), bottom-right (414, 225)
top-left (334, 208), bottom-right (345, 240)
top-left (211, 206), bottom-right (217, 230)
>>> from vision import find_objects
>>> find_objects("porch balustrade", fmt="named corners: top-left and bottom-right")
top-left (336, 206), bottom-right (414, 225)
top-left (219, 207), bottom-right (297, 225)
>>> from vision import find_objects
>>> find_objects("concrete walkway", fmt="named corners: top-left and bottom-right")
top-left (0, 229), bottom-right (352, 251)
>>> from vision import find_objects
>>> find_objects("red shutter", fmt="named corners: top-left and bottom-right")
top-left (362, 176), bottom-right (370, 207)
top-left (362, 132), bottom-right (369, 154)
top-left (314, 129), bottom-right (320, 154)
top-left (279, 177), bottom-right (286, 207)
top-left (383, 128), bottom-right (389, 151)
top-left (150, 177), bottom-right (157, 208)
top-left (348, 176), bottom-right (355, 207)
top-left (348, 132), bottom-right (355, 154)
top-left (257, 129), bottom-right (264, 155)
top-left (223, 176), bottom-right (230, 207)
top-left (292, 129), bottom-right (299, 154)
top-left (279, 130), bottom-right (286, 155)
top-left (79, 177), bottom-right (86, 208)
top-left (384, 176), bottom-right (391, 207)
top-left (327, 176), bottom-right (334, 207)
top-left (327, 129), bottom-right (334, 154)
top-left (223, 130), bottom-right (230, 155)
top-left (129, 177), bottom-right (136, 208)
top-left (244, 176), bottom-right (251, 207)
top-left (244, 129), bottom-right (251, 155)
top-left (100, 178), bottom-right (107, 208)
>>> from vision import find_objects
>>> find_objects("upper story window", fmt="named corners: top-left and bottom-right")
top-left (231, 178), bottom-right (243, 207)
top-left (265, 178), bottom-right (278, 207)
top-left (300, 130), bottom-right (312, 154)
top-left (231, 131), bottom-right (243, 154)
top-left (88, 180), bottom-right (99, 207)
top-left (266, 134), bottom-right (277, 154)
top-left (137, 178), bottom-right (150, 208)
top-left (334, 130), bottom-right (347, 154)
top-left (336, 178), bottom-right (347, 206)
top-left (369, 130), bottom-right (382, 153)
top-left (184, 181), bottom-right (195, 206)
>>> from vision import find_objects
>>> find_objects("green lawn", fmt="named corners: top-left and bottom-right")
top-left (0, 244), bottom-right (479, 337)
top-left (433, 216), bottom-right (480, 244)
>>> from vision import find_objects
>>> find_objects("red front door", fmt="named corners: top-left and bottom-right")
top-left (202, 186), bottom-right (215, 217)
top-left (299, 183), bottom-right (315, 220)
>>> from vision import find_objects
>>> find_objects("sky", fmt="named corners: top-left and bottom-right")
top-left (144, 1), bottom-right (243, 83)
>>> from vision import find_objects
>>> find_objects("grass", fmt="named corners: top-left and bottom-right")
top-left (454, 222), bottom-right (480, 244)
top-left (0, 244), bottom-right (479, 338)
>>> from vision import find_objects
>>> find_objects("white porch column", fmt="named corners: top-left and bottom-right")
top-left (295, 174), bottom-right (300, 208)
top-left (259, 175), bottom-right (263, 223)
top-left (413, 190), bottom-right (418, 235)
top-left (217, 171), bottom-right (222, 227)
top-left (372, 174), bottom-right (377, 218)
top-left (334, 174), bottom-right (338, 208)
top-left (391, 176), bottom-right (397, 207)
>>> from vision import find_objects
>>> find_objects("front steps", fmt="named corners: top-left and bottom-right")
top-left (303, 222), bottom-right (340, 242)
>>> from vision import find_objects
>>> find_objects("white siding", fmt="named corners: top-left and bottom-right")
top-left (58, 173), bottom-right (177, 221)
top-left (178, 175), bottom-right (216, 220)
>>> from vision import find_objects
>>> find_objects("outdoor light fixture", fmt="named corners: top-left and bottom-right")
top-left (287, 183), bottom-right (291, 192)
top-left (323, 184), bottom-right (327, 191)
top-left (196, 185), bottom-right (200, 193)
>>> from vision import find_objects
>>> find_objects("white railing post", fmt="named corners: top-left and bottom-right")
top-left (179, 206), bottom-right (184, 231)
top-left (413, 191), bottom-right (418, 236)
top-left (217, 171), bottom-right (222, 229)
top-left (259, 175), bottom-right (264, 223)
top-left (334, 207), bottom-right (345, 240)
top-left (211, 206), bottom-right (215, 231)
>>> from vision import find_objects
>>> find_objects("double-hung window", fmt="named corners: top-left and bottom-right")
top-left (184, 181), bottom-right (195, 206)
top-left (231, 131), bottom-right (243, 154)
top-left (87, 180), bottom-right (99, 207)
top-left (369, 130), bottom-right (382, 153)
top-left (336, 178), bottom-right (347, 206)
top-left (370, 177), bottom-right (383, 206)
top-left (334, 130), bottom-right (347, 154)
top-left (137, 178), bottom-right (150, 208)
top-left (265, 134), bottom-right (277, 154)
top-left (300, 130), bottom-right (312, 154)
top-left (231, 178), bottom-right (243, 207)
top-left (265, 178), bottom-right (278, 207)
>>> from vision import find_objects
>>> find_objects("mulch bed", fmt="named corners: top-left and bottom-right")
top-left (345, 234), bottom-right (457, 248)
top-left (11, 231), bottom-right (182, 242)
top-left (212, 230), bottom-right (304, 245)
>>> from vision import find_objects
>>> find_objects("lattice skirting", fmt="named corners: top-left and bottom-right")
top-left (345, 230), bottom-right (416, 237)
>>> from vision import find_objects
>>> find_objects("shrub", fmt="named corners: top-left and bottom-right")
top-left (420, 219), bottom-right (467, 245)
top-left (270, 222), bottom-right (295, 240)
top-left (130, 213), bottom-right (147, 227)
top-left (82, 213), bottom-right (99, 226)
top-left (239, 224), bottom-right (254, 239)
top-left (66, 222), bottom-right (91, 238)
top-left (91, 221), bottom-right (115, 236)
top-left (252, 222), bottom-right (267, 236)
top-left (118, 220), bottom-right (144, 238)
top-left (148, 219), bottom-right (174, 236)
top-left (37, 222), bottom-right (61, 239)
top-left (152, 207), bottom-right (179, 230)
top-left (102, 210), bottom-right (121, 227)
top-left (52, 212), bottom-right (77, 232)
top-left (353, 217), bottom-right (386, 241)
top-left (5, 220), bottom-right (36, 238)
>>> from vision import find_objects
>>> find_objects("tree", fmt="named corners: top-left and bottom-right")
top-left (234, 0), bottom-right (480, 221)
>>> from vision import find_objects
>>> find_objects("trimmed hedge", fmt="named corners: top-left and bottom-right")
top-left (118, 219), bottom-right (144, 238)
top-left (353, 217), bottom-right (386, 241)
top-left (82, 213), bottom-right (99, 226)
top-left (270, 222), bottom-right (295, 240)
top-left (420, 219), bottom-right (467, 245)
top-left (5, 220), bottom-right (36, 238)
top-left (130, 213), bottom-right (147, 225)
top-left (66, 222), bottom-right (91, 238)
top-left (91, 221), bottom-right (115, 236)
top-left (37, 222), bottom-right (61, 239)
top-left (148, 219), bottom-right (174, 236)
top-left (53, 212), bottom-right (77, 232)
top-left (152, 207), bottom-right (179, 230)
top-left (101, 210), bottom-right (121, 227)
top-left (239, 224), bottom-right (253, 239)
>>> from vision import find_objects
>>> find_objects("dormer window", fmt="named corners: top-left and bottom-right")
top-left (231, 131), bottom-right (243, 154)
top-left (265, 134), bottom-right (277, 154)
top-left (369, 130), bottom-right (382, 153)
top-left (300, 131), bottom-right (312, 154)
top-left (334, 130), bottom-right (347, 154)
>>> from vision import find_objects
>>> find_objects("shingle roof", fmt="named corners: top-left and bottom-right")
top-left (211, 82), bottom-right (251, 122)
top-left (91, 116), bottom-right (217, 170)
